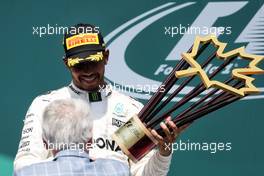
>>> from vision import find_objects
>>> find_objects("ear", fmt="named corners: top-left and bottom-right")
top-left (63, 57), bottom-right (70, 68)
top-left (88, 138), bottom-right (93, 145)
top-left (85, 138), bottom-right (93, 152)
top-left (42, 139), bottom-right (48, 150)
top-left (103, 49), bottom-right (109, 65)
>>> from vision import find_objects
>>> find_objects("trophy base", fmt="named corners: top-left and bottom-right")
top-left (112, 115), bottom-right (158, 163)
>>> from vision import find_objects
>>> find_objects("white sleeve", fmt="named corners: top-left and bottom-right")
top-left (130, 149), bottom-right (172, 176)
top-left (14, 98), bottom-right (51, 170)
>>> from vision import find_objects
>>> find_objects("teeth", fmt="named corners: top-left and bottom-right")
top-left (86, 73), bottom-right (94, 77)
top-left (81, 74), bottom-right (96, 81)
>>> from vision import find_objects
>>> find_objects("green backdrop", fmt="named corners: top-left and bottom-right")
top-left (1, 0), bottom-right (264, 175)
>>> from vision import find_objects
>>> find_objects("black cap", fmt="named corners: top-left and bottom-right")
top-left (63, 23), bottom-right (106, 67)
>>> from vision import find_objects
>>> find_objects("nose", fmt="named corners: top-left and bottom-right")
top-left (82, 64), bottom-right (93, 71)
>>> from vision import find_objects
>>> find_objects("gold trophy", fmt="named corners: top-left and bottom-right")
top-left (112, 35), bottom-right (264, 162)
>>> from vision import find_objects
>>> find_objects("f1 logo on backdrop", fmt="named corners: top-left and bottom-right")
top-left (105, 1), bottom-right (264, 101)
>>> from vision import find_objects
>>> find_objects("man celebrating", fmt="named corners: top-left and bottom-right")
top-left (14, 23), bottom-right (187, 176)
top-left (15, 98), bottom-right (130, 176)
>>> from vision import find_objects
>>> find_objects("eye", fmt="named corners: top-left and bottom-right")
top-left (72, 61), bottom-right (103, 71)
top-left (73, 64), bottom-right (86, 71)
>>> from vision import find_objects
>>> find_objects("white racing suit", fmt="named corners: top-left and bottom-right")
top-left (14, 83), bottom-right (172, 175)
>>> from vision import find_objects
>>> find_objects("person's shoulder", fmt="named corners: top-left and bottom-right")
top-left (96, 158), bottom-right (129, 174)
top-left (31, 86), bottom-right (70, 105)
top-left (37, 86), bottom-right (70, 100)
top-left (14, 161), bottom-right (55, 176)
top-left (99, 158), bottom-right (128, 166)
top-left (25, 86), bottom-right (70, 114)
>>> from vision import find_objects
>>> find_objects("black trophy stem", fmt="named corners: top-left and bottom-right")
top-left (147, 55), bottom-right (237, 128)
top-left (138, 50), bottom-right (189, 121)
top-left (144, 46), bottom-right (216, 122)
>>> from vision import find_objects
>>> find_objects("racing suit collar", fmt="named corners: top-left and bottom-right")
top-left (69, 82), bottom-right (112, 98)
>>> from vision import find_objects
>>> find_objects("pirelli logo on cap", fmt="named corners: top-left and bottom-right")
top-left (66, 33), bottom-right (99, 50)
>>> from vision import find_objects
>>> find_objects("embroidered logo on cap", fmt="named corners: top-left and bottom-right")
top-left (67, 52), bottom-right (104, 67)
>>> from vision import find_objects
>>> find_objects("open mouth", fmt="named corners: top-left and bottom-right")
top-left (80, 73), bottom-right (98, 83)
